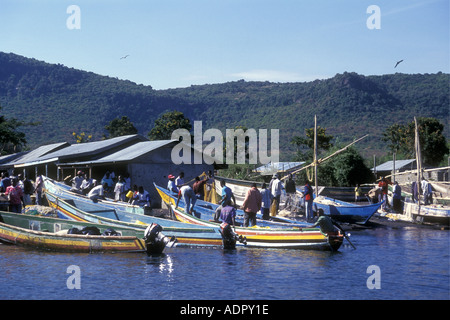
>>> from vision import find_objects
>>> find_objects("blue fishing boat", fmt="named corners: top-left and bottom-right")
top-left (155, 184), bottom-right (344, 251)
top-left (0, 210), bottom-right (173, 254)
top-left (44, 190), bottom-right (231, 248)
top-left (154, 184), bottom-right (310, 229)
top-left (43, 176), bottom-right (147, 215)
top-left (313, 196), bottom-right (383, 224)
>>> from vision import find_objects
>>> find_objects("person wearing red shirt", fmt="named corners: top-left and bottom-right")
top-left (242, 183), bottom-right (262, 227)
top-left (3, 178), bottom-right (25, 213)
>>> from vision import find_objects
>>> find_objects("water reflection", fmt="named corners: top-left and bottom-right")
top-left (1, 226), bottom-right (448, 300)
top-left (145, 253), bottom-right (174, 276)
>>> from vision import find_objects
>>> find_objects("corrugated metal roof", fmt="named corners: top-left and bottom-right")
top-left (373, 159), bottom-right (416, 172)
top-left (61, 140), bottom-right (176, 165)
top-left (38, 134), bottom-right (147, 162)
top-left (9, 142), bottom-right (69, 165)
top-left (254, 161), bottom-right (305, 174)
top-left (0, 152), bottom-right (26, 164)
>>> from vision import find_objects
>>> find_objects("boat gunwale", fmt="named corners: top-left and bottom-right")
top-left (0, 218), bottom-right (140, 241)
top-left (44, 190), bottom-right (218, 234)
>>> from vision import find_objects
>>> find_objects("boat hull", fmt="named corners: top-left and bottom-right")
top-left (44, 190), bottom-right (226, 248)
top-left (403, 201), bottom-right (450, 225)
top-left (0, 211), bottom-right (148, 253)
top-left (314, 196), bottom-right (382, 224)
top-left (156, 183), bottom-right (309, 228)
top-left (156, 185), bottom-right (343, 251)
top-left (43, 176), bottom-right (147, 215)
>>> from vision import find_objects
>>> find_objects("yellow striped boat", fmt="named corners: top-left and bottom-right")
top-left (155, 184), bottom-right (344, 251)
top-left (0, 210), bottom-right (170, 254)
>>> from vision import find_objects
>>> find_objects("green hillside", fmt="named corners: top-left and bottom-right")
top-left (0, 52), bottom-right (448, 160)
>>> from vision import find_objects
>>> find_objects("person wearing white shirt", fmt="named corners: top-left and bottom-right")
top-left (175, 172), bottom-right (185, 189)
top-left (88, 181), bottom-right (106, 202)
top-left (270, 174), bottom-right (284, 213)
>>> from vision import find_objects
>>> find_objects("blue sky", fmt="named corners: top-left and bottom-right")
top-left (1, 0), bottom-right (448, 90)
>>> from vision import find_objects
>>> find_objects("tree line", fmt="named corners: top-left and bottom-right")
top-left (1, 106), bottom-right (447, 187)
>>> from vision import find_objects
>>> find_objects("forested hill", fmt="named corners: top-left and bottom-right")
top-left (0, 52), bottom-right (448, 160)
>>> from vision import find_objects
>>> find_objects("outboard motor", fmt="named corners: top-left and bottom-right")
top-left (219, 223), bottom-right (247, 250)
top-left (144, 223), bottom-right (176, 254)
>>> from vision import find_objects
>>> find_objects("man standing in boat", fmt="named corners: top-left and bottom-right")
top-left (392, 181), bottom-right (403, 213)
top-left (167, 175), bottom-right (178, 193)
top-left (378, 177), bottom-right (391, 211)
top-left (242, 183), bottom-right (262, 227)
top-left (284, 174), bottom-right (296, 210)
top-left (219, 199), bottom-right (236, 227)
top-left (302, 180), bottom-right (314, 222)
top-left (204, 170), bottom-right (215, 203)
top-left (176, 185), bottom-right (197, 215)
top-left (260, 183), bottom-right (271, 220)
top-left (193, 175), bottom-right (208, 200)
top-left (175, 172), bottom-right (185, 189)
top-left (421, 178), bottom-right (433, 205)
top-left (214, 180), bottom-right (236, 222)
top-left (270, 174), bottom-right (284, 214)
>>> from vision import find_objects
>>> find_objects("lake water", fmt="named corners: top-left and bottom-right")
top-left (1, 223), bottom-right (449, 306)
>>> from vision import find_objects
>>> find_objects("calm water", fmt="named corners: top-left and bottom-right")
top-left (1, 225), bottom-right (449, 301)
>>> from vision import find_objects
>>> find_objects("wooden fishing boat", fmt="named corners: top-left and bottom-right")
top-left (155, 185), bottom-right (344, 250)
top-left (43, 176), bottom-right (147, 215)
top-left (155, 183), bottom-right (309, 228)
top-left (0, 210), bottom-right (172, 254)
top-left (44, 190), bottom-right (230, 248)
top-left (313, 196), bottom-right (383, 224)
top-left (386, 117), bottom-right (450, 226)
top-left (213, 176), bottom-right (309, 210)
top-left (214, 176), bottom-right (265, 207)
top-left (387, 201), bottom-right (450, 225)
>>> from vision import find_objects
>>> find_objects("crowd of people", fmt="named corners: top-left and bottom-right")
top-left (169, 169), bottom-right (323, 227)
top-left (67, 170), bottom-right (151, 209)
top-left (2, 165), bottom-right (433, 225)
top-left (364, 176), bottom-right (434, 214)
top-left (0, 171), bottom-right (44, 213)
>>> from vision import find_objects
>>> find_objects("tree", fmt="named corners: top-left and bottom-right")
top-left (383, 117), bottom-right (448, 166)
top-left (104, 116), bottom-right (138, 138)
top-left (72, 132), bottom-right (92, 143)
top-left (0, 105), bottom-right (38, 154)
top-left (330, 147), bottom-right (373, 186)
top-left (382, 123), bottom-right (406, 154)
top-left (291, 126), bottom-right (333, 161)
top-left (148, 111), bottom-right (192, 140)
top-left (300, 146), bottom-right (373, 187)
top-left (0, 115), bottom-right (27, 154)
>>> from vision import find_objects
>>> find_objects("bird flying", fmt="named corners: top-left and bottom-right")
top-left (394, 59), bottom-right (403, 68)
top-left (120, 55), bottom-right (129, 60)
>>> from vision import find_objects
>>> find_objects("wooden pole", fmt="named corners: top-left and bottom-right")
top-left (373, 154), bottom-right (377, 180)
top-left (414, 117), bottom-right (421, 211)
top-left (281, 134), bottom-right (369, 181)
top-left (314, 115), bottom-right (318, 198)
top-left (393, 152), bottom-right (396, 183)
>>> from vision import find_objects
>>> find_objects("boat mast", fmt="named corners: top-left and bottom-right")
top-left (314, 115), bottom-right (318, 199)
top-left (414, 117), bottom-right (422, 211)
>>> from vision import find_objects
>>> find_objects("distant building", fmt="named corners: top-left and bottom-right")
top-left (372, 159), bottom-right (417, 180)
top-left (254, 161), bottom-right (305, 177)
top-left (0, 135), bottom-right (215, 207)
